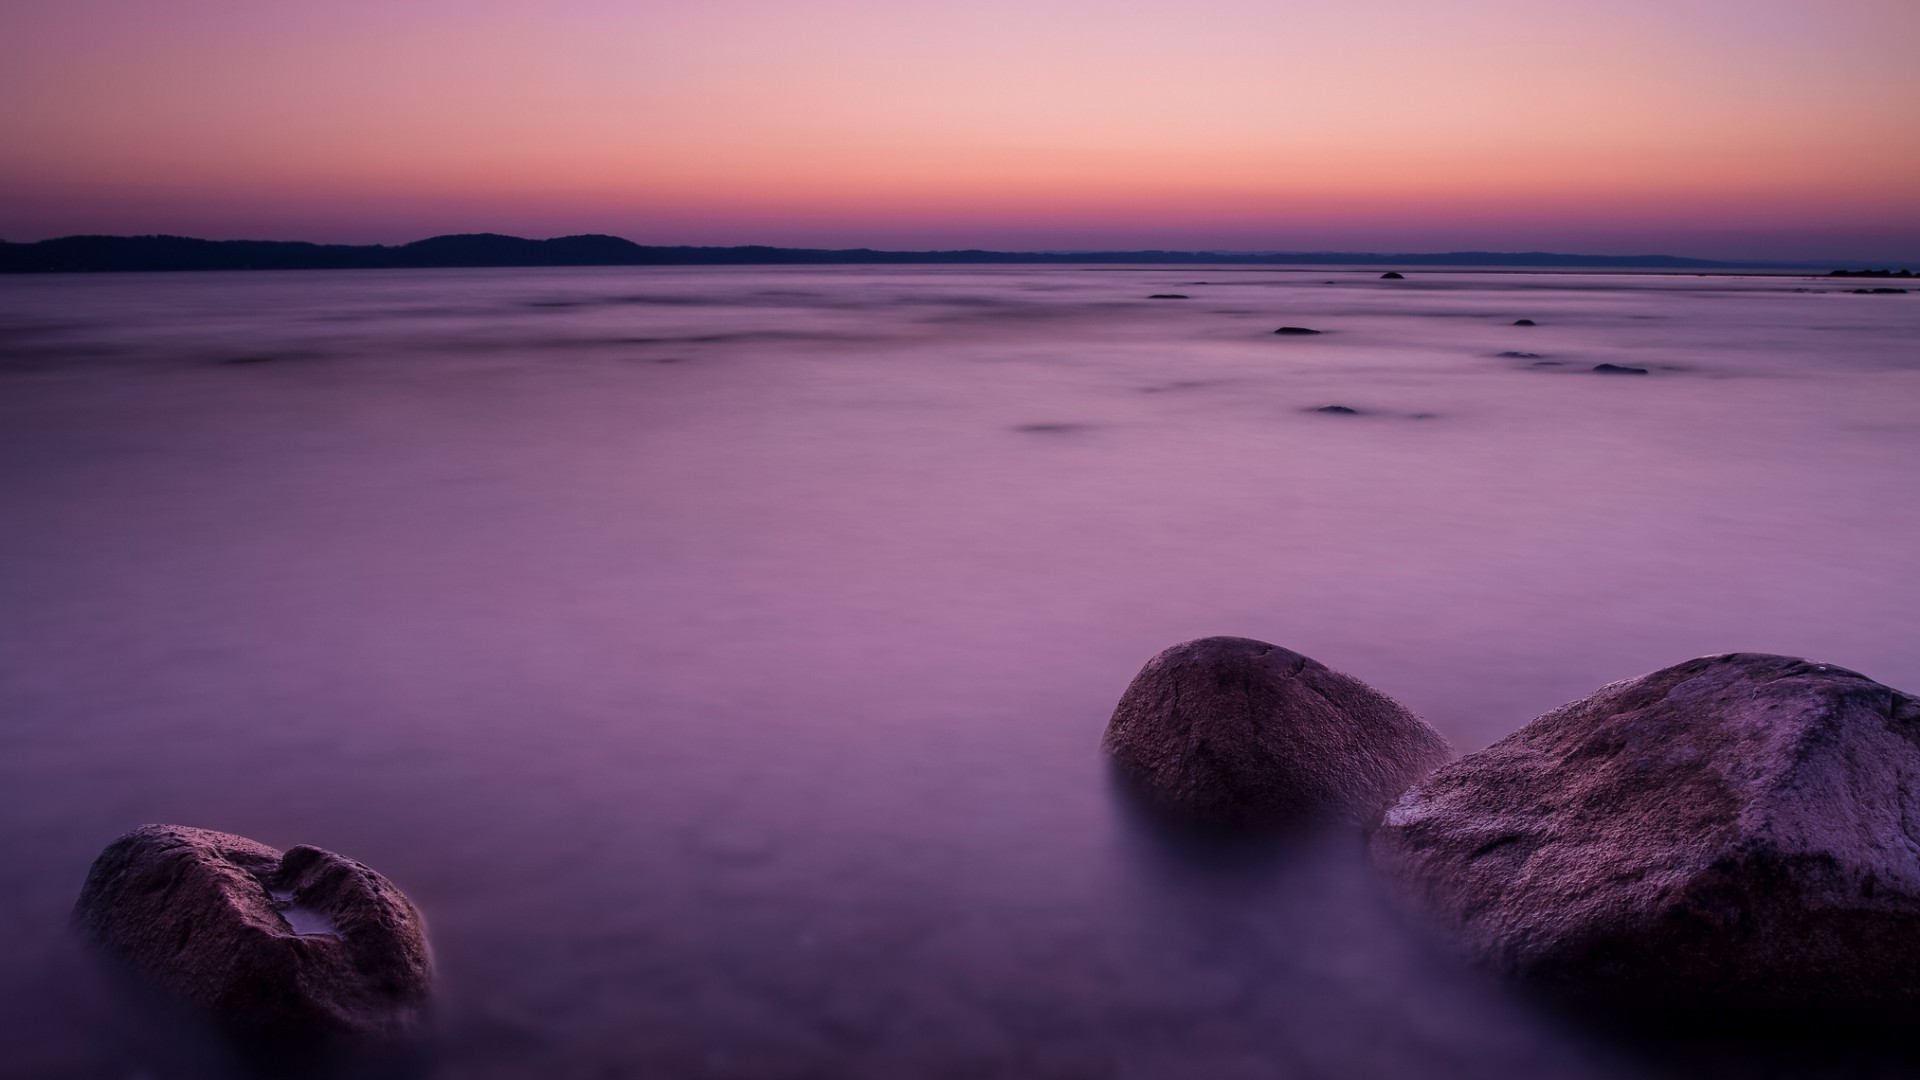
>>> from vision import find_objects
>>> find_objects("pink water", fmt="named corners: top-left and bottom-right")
top-left (2, 266), bottom-right (1916, 1077)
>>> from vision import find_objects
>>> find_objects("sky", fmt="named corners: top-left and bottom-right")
top-left (2, 0), bottom-right (1917, 261)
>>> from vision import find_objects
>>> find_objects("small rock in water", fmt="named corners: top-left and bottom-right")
top-left (1512, 319), bottom-right (1537, 326)
top-left (1147, 294), bottom-right (1190, 299)
top-left (1371, 653), bottom-right (1920, 1018)
top-left (1313, 405), bottom-right (1361, 415)
top-left (1273, 326), bottom-right (1323, 335)
top-left (1103, 637), bottom-right (1450, 829)
top-left (1380, 272), bottom-right (1405, 280)
top-left (1497, 351), bottom-right (1542, 359)
top-left (1592, 363), bottom-right (1648, 375)
top-left (73, 825), bottom-right (431, 1043)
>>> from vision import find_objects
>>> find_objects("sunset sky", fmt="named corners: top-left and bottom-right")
top-left (3, 0), bottom-right (1916, 260)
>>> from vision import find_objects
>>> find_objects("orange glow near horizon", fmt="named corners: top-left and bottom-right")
top-left (3, 0), bottom-right (1918, 260)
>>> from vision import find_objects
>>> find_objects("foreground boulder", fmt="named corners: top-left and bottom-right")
top-left (1371, 653), bottom-right (1920, 1017)
top-left (74, 825), bottom-right (431, 1042)
top-left (1103, 637), bottom-right (1450, 828)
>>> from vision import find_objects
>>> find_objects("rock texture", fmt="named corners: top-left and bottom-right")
top-left (1103, 637), bottom-right (1451, 828)
top-left (74, 825), bottom-right (431, 1041)
top-left (1371, 653), bottom-right (1920, 1016)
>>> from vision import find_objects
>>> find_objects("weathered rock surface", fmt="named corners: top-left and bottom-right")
top-left (74, 825), bottom-right (432, 1042)
top-left (1103, 637), bottom-right (1451, 828)
top-left (1371, 653), bottom-right (1920, 1017)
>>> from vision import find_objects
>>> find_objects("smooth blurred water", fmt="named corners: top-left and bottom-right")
top-left (1, 266), bottom-right (1916, 1078)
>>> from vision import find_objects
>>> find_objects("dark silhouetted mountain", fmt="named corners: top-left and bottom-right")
top-left (0, 232), bottom-right (1824, 274)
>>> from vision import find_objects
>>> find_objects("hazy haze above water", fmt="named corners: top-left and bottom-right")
top-left (2, 266), bottom-right (1917, 1078)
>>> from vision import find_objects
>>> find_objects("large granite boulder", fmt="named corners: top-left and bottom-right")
top-left (1103, 637), bottom-right (1451, 828)
top-left (1371, 653), bottom-right (1920, 1017)
top-left (74, 824), bottom-right (432, 1042)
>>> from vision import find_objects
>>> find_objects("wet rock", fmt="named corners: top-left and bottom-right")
top-left (1381, 272), bottom-right (1405, 280)
top-left (73, 825), bottom-right (431, 1043)
top-left (1592, 363), bottom-right (1648, 375)
top-left (1103, 637), bottom-right (1451, 829)
top-left (1273, 326), bottom-right (1323, 335)
top-left (1147, 294), bottom-right (1191, 299)
top-left (1313, 405), bottom-right (1361, 415)
top-left (1512, 319), bottom-right (1536, 326)
top-left (1371, 653), bottom-right (1920, 1018)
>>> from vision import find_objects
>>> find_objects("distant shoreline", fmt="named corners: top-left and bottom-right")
top-left (1, 232), bottom-right (1896, 276)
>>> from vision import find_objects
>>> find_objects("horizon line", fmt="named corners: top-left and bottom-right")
top-left (3, 231), bottom-right (1912, 274)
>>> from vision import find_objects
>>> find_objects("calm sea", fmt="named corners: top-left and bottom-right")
top-left (2, 266), bottom-right (1916, 1077)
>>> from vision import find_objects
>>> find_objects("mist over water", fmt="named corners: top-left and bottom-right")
top-left (2, 266), bottom-right (1916, 1078)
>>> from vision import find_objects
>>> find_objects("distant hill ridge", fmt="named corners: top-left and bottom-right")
top-left (0, 232), bottom-right (1838, 273)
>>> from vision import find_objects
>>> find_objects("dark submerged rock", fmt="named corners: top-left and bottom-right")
top-left (1313, 405), bottom-right (1361, 415)
top-left (1147, 293), bottom-right (1191, 299)
top-left (1103, 637), bottom-right (1451, 829)
top-left (1371, 653), bottom-right (1920, 1018)
top-left (1513, 319), bottom-right (1537, 326)
top-left (74, 825), bottom-right (431, 1043)
top-left (1273, 326), bottom-right (1323, 335)
top-left (1497, 351), bottom-right (1541, 359)
top-left (1592, 363), bottom-right (1648, 375)
top-left (1380, 271), bottom-right (1405, 280)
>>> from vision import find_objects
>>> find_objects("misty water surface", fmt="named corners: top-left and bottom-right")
top-left (1, 266), bottom-right (1916, 1078)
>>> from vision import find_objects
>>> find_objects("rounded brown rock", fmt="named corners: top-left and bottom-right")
top-left (73, 824), bottom-right (432, 1042)
top-left (1371, 653), bottom-right (1920, 1017)
top-left (1102, 637), bottom-right (1451, 828)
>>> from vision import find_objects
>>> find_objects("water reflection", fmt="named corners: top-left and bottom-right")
top-left (1, 266), bottom-right (1916, 1076)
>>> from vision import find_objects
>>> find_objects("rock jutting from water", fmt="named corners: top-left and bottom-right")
top-left (1592, 363), bottom-right (1648, 375)
top-left (1513, 319), bottom-right (1536, 326)
top-left (73, 824), bottom-right (432, 1043)
top-left (1273, 326), bottom-right (1324, 335)
top-left (1103, 637), bottom-right (1451, 829)
top-left (1370, 653), bottom-right (1920, 1018)
top-left (1380, 272), bottom-right (1405, 280)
